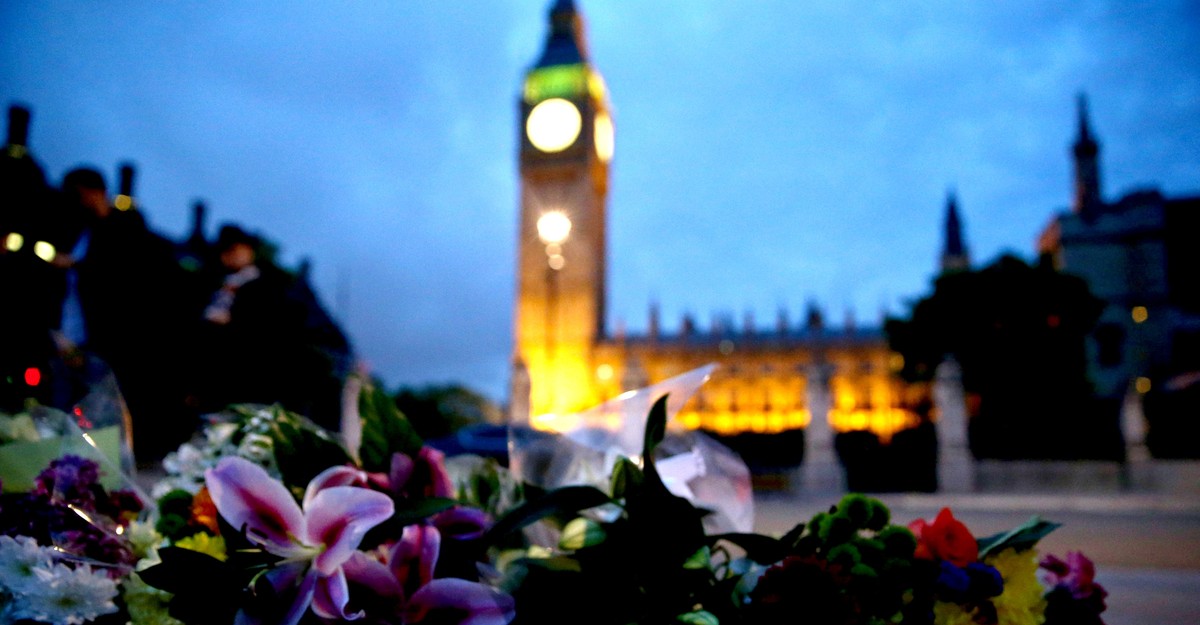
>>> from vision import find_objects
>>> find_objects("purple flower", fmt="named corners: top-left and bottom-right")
top-left (1041, 551), bottom-right (1106, 601)
top-left (389, 447), bottom-right (455, 500)
top-left (33, 455), bottom-right (101, 508)
top-left (205, 456), bottom-right (394, 625)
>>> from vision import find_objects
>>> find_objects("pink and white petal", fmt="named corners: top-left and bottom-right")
top-left (390, 524), bottom-right (441, 593)
top-left (306, 486), bottom-right (394, 576)
top-left (206, 457), bottom-right (306, 554)
top-left (304, 465), bottom-right (371, 508)
top-left (312, 568), bottom-right (362, 621)
top-left (406, 578), bottom-right (515, 625)
top-left (341, 551), bottom-right (407, 618)
top-left (418, 447), bottom-right (455, 498)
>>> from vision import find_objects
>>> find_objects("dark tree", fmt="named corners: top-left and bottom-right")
top-left (885, 255), bottom-right (1119, 459)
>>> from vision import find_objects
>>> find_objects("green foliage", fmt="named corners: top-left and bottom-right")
top-left (977, 515), bottom-right (1061, 559)
top-left (392, 383), bottom-right (500, 440)
top-left (357, 380), bottom-right (424, 473)
top-left (252, 404), bottom-right (351, 489)
top-left (750, 494), bottom-right (921, 625)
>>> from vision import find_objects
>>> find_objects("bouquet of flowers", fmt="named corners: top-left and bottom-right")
top-left (0, 376), bottom-right (1109, 625)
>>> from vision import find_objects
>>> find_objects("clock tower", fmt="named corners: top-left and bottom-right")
top-left (514, 0), bottom-right (614, 420)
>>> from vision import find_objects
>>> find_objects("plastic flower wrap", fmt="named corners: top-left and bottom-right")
top-left (1, 365), bottom-right (135, 494)
top-left (508, 364), bottom-right (753, 534)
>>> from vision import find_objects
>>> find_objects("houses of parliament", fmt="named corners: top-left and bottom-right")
top-left (508, 0), bottom-right (1199, 447)
top-left (509, 0), bottom-right (938, 440)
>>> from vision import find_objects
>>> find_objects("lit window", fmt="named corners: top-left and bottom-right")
top-left (33, 241), bottom-right (56, 262)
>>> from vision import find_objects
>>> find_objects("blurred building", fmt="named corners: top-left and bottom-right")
top-left (1038, 95), bottom-right (1200, 403)
top-left (510, 0), bottom-right (918, 443)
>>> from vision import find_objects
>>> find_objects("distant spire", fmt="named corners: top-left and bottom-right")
top-left (189, 200), bottom-right (207, 246)
top-left (805, 301), bottom-right (824, 332)
top-left (536, 0), bottom-right (587, 67)
top-left (115, 162), bottom-right (137, 211)
top-left (6, 105), bottom-right (30, 150)
top-left (940, 189), bottom-right (970, 273)
top-left (1071, 93), bottom-right (1102, 218)
top-left (647, 300), bottom-right (659, 340)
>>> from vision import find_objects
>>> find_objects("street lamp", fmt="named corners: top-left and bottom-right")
top-left (536, 210), bottom-right (571, 415)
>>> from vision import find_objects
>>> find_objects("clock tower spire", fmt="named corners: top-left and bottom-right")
top-left (514, 0), bottom-right (614, 420)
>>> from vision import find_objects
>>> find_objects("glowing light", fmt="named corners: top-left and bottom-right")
top-left (888, 353), bottom-right (905, 371)
top-left (1131, 306), bottom-right (1148, 324)
top-left (526, 98), bottom-right (582, 153)
top-left (596, 363), bottom-right (614, 381)
top-left (4, 232), bottom-right (22, 252)
top-left (23, 367), bottom-right (40, 386)
top-left (594, 111), bottom-right (614, 163)
top-left (615, 389), bottom-right (637, 401)
top-left (548, 254), bottom-right (565, 270)
top-left (33, 241), bottom-right (55, 262)
top-left (1135, 377), bottom-right (1151, 394)
top-left (114, 194), bottom-right (133, 211)
top-left (537, 211), bottom-right (572, 245)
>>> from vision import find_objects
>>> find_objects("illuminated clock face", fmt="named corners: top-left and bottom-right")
top-left (526, 98), bottom-right (582, 153)
top-left (593, 110), bottom-right (614, 163)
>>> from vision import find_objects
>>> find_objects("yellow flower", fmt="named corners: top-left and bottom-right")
top-left (934, 600), bottom-right (980, 625)
top-left (174, 532), bottom-right (227, 562)
top-left (985, 548), bottom-right (1046, 625)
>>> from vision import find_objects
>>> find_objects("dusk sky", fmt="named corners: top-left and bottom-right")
top-left (2, 1), bottom-right (1197, 402)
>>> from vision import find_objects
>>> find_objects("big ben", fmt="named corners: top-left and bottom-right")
top-left (514, 0), bottom-right (613, 420)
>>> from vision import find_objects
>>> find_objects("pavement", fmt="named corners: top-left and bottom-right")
top-left (753, 489), bottom-right (1200, 625)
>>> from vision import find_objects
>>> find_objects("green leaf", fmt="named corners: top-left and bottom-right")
top-left (709, 532), bottom-right (787, 565)
top-left (977, 516), bottom-right (1061, 559)
top-left (610, 456), bottom-right (644, 499)
top-left (642, 394), bottom-right (669, 460)
top-left (519, 555), bottom-right (584, 573)
top-left (485, 485), bottom-right (612, 542)
top-left (560, 517), bottom-right (607, 550)
top-left (392, 497), bottom-right (457, 527)
top-left (677, 610), bottom-right (719, 625)
top-left (357, 381), bottom-right (424, 472)
top-left (683, 546), bottom-right (712, 570)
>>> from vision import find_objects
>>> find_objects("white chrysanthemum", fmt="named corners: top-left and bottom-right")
top-left (13, 563), bottom-right (119, 625)
top-left (0, 535), bottom-right (53, 595)
top-left (125, 521), bottom-right (166, 564)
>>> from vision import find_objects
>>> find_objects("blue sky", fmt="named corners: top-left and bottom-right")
top-left (2, 1), bottom-right (1197, 402)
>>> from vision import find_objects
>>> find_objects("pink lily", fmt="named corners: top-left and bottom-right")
top-left (205, 456), bottom-right (394, 625)
top-left (302, 522), bottom-right (513, 624)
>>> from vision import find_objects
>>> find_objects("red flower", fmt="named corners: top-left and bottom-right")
top-left (908, 508), bottom-right (977, 567)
